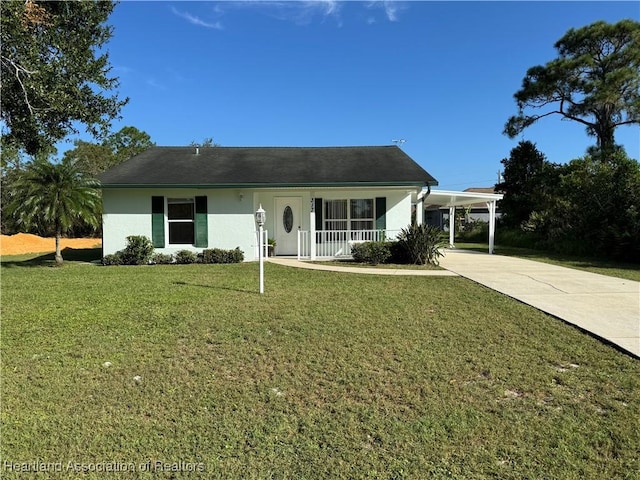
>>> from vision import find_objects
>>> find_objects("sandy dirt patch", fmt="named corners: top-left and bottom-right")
top-left (0, 233), bottom-right (101, 256)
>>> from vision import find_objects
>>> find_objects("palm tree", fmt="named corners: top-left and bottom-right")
top-left (7, 158), bottom-right (101, 265)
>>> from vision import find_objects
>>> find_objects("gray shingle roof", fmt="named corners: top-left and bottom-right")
top-left (98, 146), bottom-right (438, 188)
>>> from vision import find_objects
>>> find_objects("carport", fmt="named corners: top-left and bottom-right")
top-left (416, 189), bottom-right (503, 254)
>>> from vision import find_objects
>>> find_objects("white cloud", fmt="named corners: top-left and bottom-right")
top-left (204, 1), bottom-right (406, 27)
top-left (170, 6), bottom-right (223, 29)
top-left (270, 1), bottom-right (343, 25)
top-left (113, 65), bottom-right (133, 76)
top-left (366, 1), bottom-right (407, 23)
top-left (212, 1), bottom-right (342, 26)
top-left (146, 78), bottom-right (166, 90)
top-left (384, 2), bottom-right (398, 22)
top-left (314, 0), bottom-right (339, 16)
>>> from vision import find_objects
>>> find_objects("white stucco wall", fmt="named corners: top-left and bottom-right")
top-left (102, 189), bottom-right (154, 255)
top-left (382, 190), bottom-right (413, 234)
top-left (102, 188), bottom-right (257, 260)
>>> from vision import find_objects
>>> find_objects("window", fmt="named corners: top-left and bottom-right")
top-left (324, 199), bottom-right (347, 231)
top-left (168, 198), bottom-right (194, 244)
top-left (322, 198), bottom-right (376, 241)
top-left (324, 199), bottom-right (375, 231)
top-left (350, 199), bottom-right (374, 231)
top-left (283, 206), bottom-right (294, 233)
top-left (324, 199), bottom-right (347, 241)
top-left (151, 196), bottom-right (207, 248)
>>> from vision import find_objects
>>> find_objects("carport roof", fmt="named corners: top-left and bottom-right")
top-left (420, 189), bottom-right (503, 207)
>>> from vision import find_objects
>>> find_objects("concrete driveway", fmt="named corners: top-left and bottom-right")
top-left (439, 249), bottom-right (640, 357)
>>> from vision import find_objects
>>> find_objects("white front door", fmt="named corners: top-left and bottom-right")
top-left (275, 197), bottom-right (302, 255)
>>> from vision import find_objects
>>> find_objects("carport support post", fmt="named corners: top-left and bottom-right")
top-left (448, 206), bottom-right (455, 247)
top-left (415, 197), bottom-right (423, 225)
top-left (487, 200), bottom-right (496, 254)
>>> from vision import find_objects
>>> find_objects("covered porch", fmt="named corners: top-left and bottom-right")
top-left (290, 188), bottom-right (503, 260)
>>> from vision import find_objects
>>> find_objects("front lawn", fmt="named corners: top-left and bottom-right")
top-left (1, 254), bottom-right (638, 479)
top-left (307, 260), bottom-right (442, 270)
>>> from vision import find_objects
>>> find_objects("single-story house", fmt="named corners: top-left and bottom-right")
top-left (98, 146), bottom-right (439, 261)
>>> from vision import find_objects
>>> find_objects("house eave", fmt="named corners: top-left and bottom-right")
top-left (100, 180), bottom-right (438, 190)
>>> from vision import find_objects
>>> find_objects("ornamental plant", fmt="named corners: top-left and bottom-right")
top-left (398, 223), bottom-right (445, 266)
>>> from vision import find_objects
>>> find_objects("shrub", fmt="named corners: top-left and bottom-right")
top-left (398, 223), bottom-right (445, 266)
top-left (389, 240), bottom-right (411, 264)
top-left (151, 253), bottom-right (174, 264)
top-left (350, 242), bottom-right (367, 263)
top-left (490, 224), bottom-right (545, 250)
top-left (102, 236), bottom-right (154, 266)
top-left (231, 247), bottom-right (245, 263)
top-left (201, 247), bottom-right (244, 264)
top-left (351, 241), bottom-right (391, 265)
top-left (101, 253), bottom-right (123, 266)
top-left (457, 220), bottom-right (489, 243)
top-left (120, 235), bottom-right (154, 265)
top-left (175, 250), bottom-right (198, 264)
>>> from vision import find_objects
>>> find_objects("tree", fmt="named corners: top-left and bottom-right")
top-left (1, 0), bottom-right (128, 156)
top-left (6, 158), bottom-right (101, 265)
top-left (61, 140), bottom-right (114, 178)
top-left (1, 141), bottom-right (58, 234)
top-left (63, 126), bottom-right (154, 177)
top-left (190, 137), bottom-right (219, 147)
top-left (495, 141), bottom-right (555, 227)
top-left (504, 20), bottom-right (640, 157)
top-left (104, 126), bottom-right (155, 164)
top-left (0, 137), bottom-right (23, 170)
top-left (533, 152), bottom-right (640, 261)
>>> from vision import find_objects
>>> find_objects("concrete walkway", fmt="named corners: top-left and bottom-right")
top-left (439, 249), bottom-right (639, 357)
top-left (267, 257), bottom-right (458, 276)
top-left (268, 252), bottom-right (640, 357)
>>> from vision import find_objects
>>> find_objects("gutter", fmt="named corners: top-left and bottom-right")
top-left (100, 181), bottom-right (439, 189)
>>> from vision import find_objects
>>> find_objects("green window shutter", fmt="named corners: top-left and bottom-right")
top-left (314, 198), bottom-right (323, 231)
top-left (375, 197), bottom-right (386, 230)
top-left (151, 196), bottom-right (165, 248)
top-left (314, 197), bottom-right (323, 243)
top-left (194, 196), bottom-right (208, 248)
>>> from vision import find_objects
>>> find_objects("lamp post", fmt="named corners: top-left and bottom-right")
top-left (255, 204), bottom-right (266, 294)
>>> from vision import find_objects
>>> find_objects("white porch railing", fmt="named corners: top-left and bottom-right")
top-left (297, 229), bottom-right (401, 259)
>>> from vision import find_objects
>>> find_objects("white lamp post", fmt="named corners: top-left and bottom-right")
top-left (255, 204), bottom-right (266, 294)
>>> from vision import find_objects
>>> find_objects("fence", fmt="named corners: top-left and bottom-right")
top-left (297, 229), bottom-right (401, 259)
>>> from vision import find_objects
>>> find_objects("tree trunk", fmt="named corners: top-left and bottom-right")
top-left (55, 233), bottom-right (63, 266)
top-left (595, 112), bottom-right (616, 160)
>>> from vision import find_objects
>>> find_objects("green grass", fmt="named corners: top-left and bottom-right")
top-left (307, 260), bottom-right (442, 270)
top-left (456, 242), bottom-right (640, 282)
top-left (2, 250), bottom-right (639, 479)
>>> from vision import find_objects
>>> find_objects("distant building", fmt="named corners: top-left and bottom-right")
top-left (424, 187), bottom-right (502, 231)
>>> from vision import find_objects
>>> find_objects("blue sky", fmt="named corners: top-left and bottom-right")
top-left (73, 1), bottom-right (639, 189)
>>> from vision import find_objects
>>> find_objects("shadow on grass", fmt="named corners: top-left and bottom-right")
top-left (173, 281), bottom-right (257, 294)
top-left (0, 247), bottom-right (102, 268)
